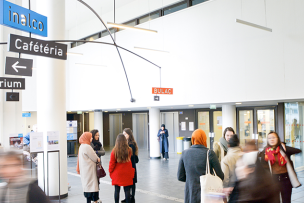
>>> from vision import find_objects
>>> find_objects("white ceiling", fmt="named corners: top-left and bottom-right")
top-left (65, 0), bottom-right (136, 30)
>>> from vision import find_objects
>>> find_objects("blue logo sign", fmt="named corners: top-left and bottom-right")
top-left (0, 0), bottom-right (47, 37)
top-left (22, 113), bottom-right (31, 117)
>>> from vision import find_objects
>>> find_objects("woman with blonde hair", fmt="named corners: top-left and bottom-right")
top-left (77, 132), bottom-right (101, 203)
top-left (109, 134), bottom-right (135, 203)
top-left (122, 128), bottom-right (139, 203)
top-left (177, 129), bottom-right (224, 203)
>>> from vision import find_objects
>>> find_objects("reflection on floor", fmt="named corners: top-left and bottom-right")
top-left (47, 148), bottom-right (304, 203)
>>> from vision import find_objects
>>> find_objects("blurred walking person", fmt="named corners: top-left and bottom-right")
top-left (214, 127), bottom-right (235, 163)
top-left (157, 124), bottom-right (169, 160)
top-left (177, 129), bottom-right (224, 203)
top-left (77, 132), bottom-right (101, 203)
top-left (260, 132), bottom-right (301, 203)
top-left (0, 150), bottom-right (49, 203)
top-left (109, 134), bottom-right (135, 203)
top-left (122, 128), bottom-right (139, 203)
top-left (221, 134), bottom-right (242, 202)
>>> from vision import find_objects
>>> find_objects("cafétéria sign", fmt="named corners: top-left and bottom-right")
top-left (0, 0), bottom-right (47, 37)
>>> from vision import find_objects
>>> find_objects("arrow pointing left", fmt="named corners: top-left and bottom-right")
top-left (5, 57), bottom-right (33, 77)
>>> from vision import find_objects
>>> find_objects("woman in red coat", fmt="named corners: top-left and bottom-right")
top-left (109, 133), bottom-right (135, 203)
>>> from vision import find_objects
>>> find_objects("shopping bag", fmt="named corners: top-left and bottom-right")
top-left (200, 150), bottom-right (224, 203)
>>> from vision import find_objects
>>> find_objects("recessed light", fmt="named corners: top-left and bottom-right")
top-left (104, 111), bottom-right (108, 112)
top-left (86, 112), bottom-right (88, 113)
top-left (68, 111), bottom-right (72, 113)
top-left (117, 109), bottom-right (121, 110)
top-left (189, 105), bottom-right (194, 107)
top-left (244, 114), bottom-right (247, 115)
top-left (147, 107), bottom-right (151, 109)
top-left (236, 103), bottom-right (242, 105)
top-left (128, 110), bottom-right (131, 111)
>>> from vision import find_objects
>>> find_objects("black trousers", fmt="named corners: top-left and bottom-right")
top-left (161, 140), bottom-right (169, 159)
top-left (273, 173), bottom-right (293, 203)
top-left (114, 185), bottom-right (132, 203)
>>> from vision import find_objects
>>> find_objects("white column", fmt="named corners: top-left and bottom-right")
top-left (94, 110), bottom-right (103, 146)
top-left (149, 108), bottom-right (160, 158)
top-left (36, 0), bottom-right (67, 197)
top-left (222, 105), bottom-right (236, 133)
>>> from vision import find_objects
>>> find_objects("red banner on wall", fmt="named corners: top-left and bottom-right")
top-left (152, 87), bottom-right (173, 95)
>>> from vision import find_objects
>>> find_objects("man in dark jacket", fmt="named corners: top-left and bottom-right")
top-left (0, 150), bottom-right (49, 203)
top-left (157, 124), bottom-right (169, 160)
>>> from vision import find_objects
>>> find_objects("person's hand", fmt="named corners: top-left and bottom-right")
top-left (223, 187), bottom-right (233, 196)
top-left (97, 158), bottom-right (100, 163)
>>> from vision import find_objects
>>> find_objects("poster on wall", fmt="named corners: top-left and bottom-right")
top-left (181, 122), bottom-right (186, 131)
top-left (66, 120), bottom-right (77, 140)
top-left (9, 134), bottom-right (23, 149)
top-left (30, 132), bottom-right (44, 152)
top-left (217, 116), bottom-right (222, 126)
top-left (189, 122), bottom-right (194, 131)
top-left (47, 131), bottom-right (60, 151)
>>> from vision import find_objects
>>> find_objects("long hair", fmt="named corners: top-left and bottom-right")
top-left (266, 131), bottom-right (282, 149)
top-left (223, 127), bottom-right (235, 139)
top-left (91, 129), bottom-right (99, 141)
top-left (123, 128), bottom-right (138, 156)
top-left (113, 133), bottom-right (131, 163)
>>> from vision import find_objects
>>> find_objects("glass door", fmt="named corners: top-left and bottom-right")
top-left (197, 109), bottom-right (222, 149)
top-left (237, 107), bottom-right (277, 150)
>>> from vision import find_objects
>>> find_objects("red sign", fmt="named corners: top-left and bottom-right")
top-left (152, 87), bottom-right (173, 95)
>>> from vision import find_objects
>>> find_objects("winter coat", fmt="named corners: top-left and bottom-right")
top-left (109, 149), bottom-right (135, 186)
top-left (221, 147), bottom-right (243, 188)
top-left (129, 143), bottom-right (139, 183)
top-left (177, 145), bottom-right (224, 203)
top-left (259, 144), bottom-right (302, 188)
top-left (90, 142), bottom-right (105, 158)
top-left (79, 144), bottom-right (99, 192)
top-left (157, 129), bottom-right (169, 153)
top-left (213, 141), bottom-right (226, 163)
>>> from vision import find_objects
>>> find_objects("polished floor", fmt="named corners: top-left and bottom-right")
top-left (49, 149), bottom-right (304, 203)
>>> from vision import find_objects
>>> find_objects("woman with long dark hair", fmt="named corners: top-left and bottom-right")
top-left (260, 131), bottom-right (302, 203)
top-left (122, 128), bottom-right (139, 203)
top-left (90, 129), bottom-right (105, 157)
top-left (213, 127), bottom-right (235, 163)
top-left (109, 134), bottom-right (135, 203)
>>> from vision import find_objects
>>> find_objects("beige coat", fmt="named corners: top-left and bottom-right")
top-left (221, 147), bottom-right (243, 188)
top-left (213, 141), bottom-right (225, 163)
top-left (79, 144), bottom-right (99, 192)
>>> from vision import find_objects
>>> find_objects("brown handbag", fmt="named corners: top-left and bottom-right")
top-left (96, 163), bottom-right (106, 179)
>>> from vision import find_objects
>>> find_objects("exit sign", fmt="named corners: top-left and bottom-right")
top-left (210, 105), bottom-right (216, 109)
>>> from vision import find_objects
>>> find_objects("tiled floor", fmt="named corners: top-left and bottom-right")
top-left (49, 149), bottom-right (304, 203)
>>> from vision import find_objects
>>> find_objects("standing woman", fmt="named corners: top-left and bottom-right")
top-left (123, 128), bottom-right (139, 203)
top-left (260, 131), bottom-right (302, 203)
top-left (177, 129), bottom-right (224, 203)
top-left (77, 132), bottom-right (101, 203)
top-left (157, 124), bottom-right (169, 160)
top-left (109, 134), bottom-right (135, 203)
top-left (213, 127), bottom-right (235, 163)
top-left (90, 129), bottom-right (105, 158)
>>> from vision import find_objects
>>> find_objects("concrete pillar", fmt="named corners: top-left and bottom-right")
top-left (149, 108), bottom-right (160, 158)
top-left (36, 0), bottom-right (67, 198)
top-left (94, 110), bottom-right (103, 146)
top-left (222, 105), bottom-right (236, 133)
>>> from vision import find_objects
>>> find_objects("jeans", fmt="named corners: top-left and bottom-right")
top-left (273, 173), bottom-right (292, 203)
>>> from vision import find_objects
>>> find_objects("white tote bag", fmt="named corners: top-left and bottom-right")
top-left (200, 150), bottom-right (224, 203)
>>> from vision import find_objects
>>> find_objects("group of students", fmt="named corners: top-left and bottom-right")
top-left (77, 128), bottom-right (138, 203)
top-left (178, 127), bottom-right (302, 203)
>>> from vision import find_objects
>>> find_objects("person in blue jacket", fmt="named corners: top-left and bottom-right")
top-left (157, 124), bottom-right (169, 160)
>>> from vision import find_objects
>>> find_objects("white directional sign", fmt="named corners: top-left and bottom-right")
top-left (5, 57), bottom-right (33, 76)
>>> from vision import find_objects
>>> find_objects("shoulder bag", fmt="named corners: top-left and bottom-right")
top-left (96, 163), bottom-right (106, 179)
top-left (200, 150), bottom-right (224, 203)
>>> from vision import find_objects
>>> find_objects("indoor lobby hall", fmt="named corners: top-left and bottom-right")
top-left (47, 148), bottom-right (304, 203)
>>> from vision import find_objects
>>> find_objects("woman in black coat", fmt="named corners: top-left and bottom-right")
top-left (123, 128), bottom-right (139, 203)
top-left (259, 131), bottom-right (301, 203)
top-left (90, 129), bottom-right (105, 158)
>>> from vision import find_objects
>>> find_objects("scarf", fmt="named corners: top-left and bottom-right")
top-left (191, 129), bottom-right (207, 147)
top-left (92, 138), bottom-right (102, 150)
top-left (76, 132), bottom-right (92, 174)
top-left (265, 146), bottom-right (287, 166)
top-left (219, 137), bottom-right (228, 152)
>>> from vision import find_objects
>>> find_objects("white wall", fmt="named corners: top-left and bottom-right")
top-left (22, 0), bottom-right (304, 111)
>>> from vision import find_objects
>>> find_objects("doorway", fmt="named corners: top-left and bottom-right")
top-left (197, 109), bottom-right (223, 149)
top-left (132, 113), bottom-right (148, 150)
top-left (109, 114), bottom-right (122, 147)
top-left (237, 106), bottom-right (277, 150)
top-left (160, 112), bottom-right (179, 153)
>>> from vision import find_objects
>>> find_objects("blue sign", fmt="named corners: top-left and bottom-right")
top-left (18, 133), bottom-right (23, 137)
top-left (0, 0), bottom-right (47, 37)
top-left (22, 113), bottom-right (31, 117)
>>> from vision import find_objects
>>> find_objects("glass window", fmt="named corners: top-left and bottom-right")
top-left (285, 102), bottom-right (304, 169)
top-left (257, 109), bottom-right (275, 150)
top-left (101, 30), bottom-right (109, 37)
top-left (71, 42), bottom-right (76, 48)
top-left (77, 41), bottom-right (84, 46)
top-left (139, 11), bottom-right (160, 24)
top-left (164, 2), bottom-right (188, 16)
top-left (239, 110), bottom-right (253, 147)
top-left (87, 33), bottom-right (99, 41)
top-left (192, 0), bottom-right (208, 6)
top-left (124, 20), bottom-right (137, 27)
top-left (213, 111), bottom-right (222, 144)
top-left (198, 112), bottom-right (210, 148)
